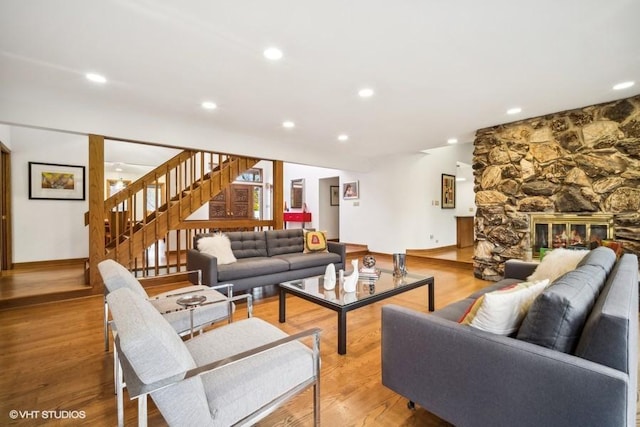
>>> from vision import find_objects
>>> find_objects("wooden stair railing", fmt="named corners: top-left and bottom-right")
top-left (88, 149), bottom-right (259, 269)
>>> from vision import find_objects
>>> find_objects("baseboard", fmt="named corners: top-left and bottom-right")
top-left (12, 258), bottom-right (88, 270)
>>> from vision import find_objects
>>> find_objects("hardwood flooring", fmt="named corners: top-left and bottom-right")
top-left (3, 253), bottom-right (636, 426)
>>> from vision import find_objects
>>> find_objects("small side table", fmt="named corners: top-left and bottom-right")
top-left (176, 295), bottom-right (207, 338)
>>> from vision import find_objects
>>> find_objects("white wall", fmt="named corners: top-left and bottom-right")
top-left (11, 127), bottom-right (88, 262)
top-left (318, 177), bottom-right (340, 240)
top-left (284, 143), bottom-right (473, 254)
top-left (0, 124), bottom-right (11, 148)
top-left (455, 161), bottom-right (476, 217)
top-left (339, 147), bottom-right (460, 253)
top-left (283, 163), bottom-right (341, 237)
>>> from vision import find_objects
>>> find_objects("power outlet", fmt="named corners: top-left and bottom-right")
top-left (353, 201), bottom-right (359, 207)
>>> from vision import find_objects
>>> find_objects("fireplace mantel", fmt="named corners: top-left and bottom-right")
top-left (529, 213), bottom-right (614, 258)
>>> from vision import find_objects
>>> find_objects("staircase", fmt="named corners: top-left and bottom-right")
top-left (93, 150), bottom-right (259, 266)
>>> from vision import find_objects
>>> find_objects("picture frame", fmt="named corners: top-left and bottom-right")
top-left (342, 181), bottom-right (359, 200)
top-left (29, 162), bottom-right (85, 201)
top-left (441, 174), bottom-right (455, 209)
top-left (330, 186), bottom-right (339, 206)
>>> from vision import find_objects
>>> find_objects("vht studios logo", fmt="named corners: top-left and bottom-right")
top-left (9, 409), bottom-right (86, 420)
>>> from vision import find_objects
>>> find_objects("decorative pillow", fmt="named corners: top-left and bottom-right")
top-left (303, 230), bottom-right (328, 253)
top-left (197, 234), bottom-right (237, 265)
top-left (527, 248), bottom-right (589, 283)
top-left (601, 240), bottom-right (624, 259)
top-left (460, 279), bottom-right (549, 335)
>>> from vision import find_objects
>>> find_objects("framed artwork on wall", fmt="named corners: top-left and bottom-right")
top-left (28, 162), bottom-right (85, 201)
top-left (343, 181), bottom-right (359, 200)
top-left (330, 186), bottom-right (339, 206)
top-left (441, 174), bottom-right (455, 209)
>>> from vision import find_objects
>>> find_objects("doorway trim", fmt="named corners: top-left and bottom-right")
top-left (1, 142), bottom-right (12, 271)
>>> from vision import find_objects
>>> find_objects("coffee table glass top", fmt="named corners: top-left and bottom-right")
top-left (280, 268), bottom-right (430, 307)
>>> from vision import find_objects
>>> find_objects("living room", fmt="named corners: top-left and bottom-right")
top-left (1, 1), bottom-right (640, 426)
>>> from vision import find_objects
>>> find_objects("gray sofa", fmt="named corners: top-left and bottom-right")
top-left (187, 229), bottom-right (346, 292)
top-left (382, 247), bottom-right (639, 427)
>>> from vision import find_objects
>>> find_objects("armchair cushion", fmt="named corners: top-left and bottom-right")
top-left (107, 288), bottom-right (196, 383)
top-left (98, 259), bottom-right (148, 299)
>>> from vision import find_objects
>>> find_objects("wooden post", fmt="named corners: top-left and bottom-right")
top-left (88, 134), bottom-right (105, 292)
top-left (274, 161), bottom-right (284, 230)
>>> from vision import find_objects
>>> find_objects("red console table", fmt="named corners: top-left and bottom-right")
top-left (283, 212), bottom-right (312, 228)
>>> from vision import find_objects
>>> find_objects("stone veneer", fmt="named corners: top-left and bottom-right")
top-left (473, 95), bottom-right (640, 280)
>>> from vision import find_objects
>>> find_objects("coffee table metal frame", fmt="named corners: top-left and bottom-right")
top-left (279, 269), bottom-right (434, 355)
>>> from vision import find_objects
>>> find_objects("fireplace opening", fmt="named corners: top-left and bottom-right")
top-left (529, 213), bottom-right (614, 258)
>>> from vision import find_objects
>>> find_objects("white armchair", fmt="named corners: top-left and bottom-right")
top-left (107, 287), bottom-right (321, 426)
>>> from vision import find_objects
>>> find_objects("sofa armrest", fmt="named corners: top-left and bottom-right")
top-left (504, 259), bottom-right (538, 280)
top-left (327, 241), bottom-right (346, 266)
top-left (381, 305), bottom-right (630, 427)
top-left (186, 249), bottom-right (219, 287)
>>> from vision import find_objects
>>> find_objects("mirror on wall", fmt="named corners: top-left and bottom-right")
top-left (290, 178), bottom-right (304, 209)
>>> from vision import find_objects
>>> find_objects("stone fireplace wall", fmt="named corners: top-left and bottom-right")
top-left (473, 95), bottom-right (640, 280)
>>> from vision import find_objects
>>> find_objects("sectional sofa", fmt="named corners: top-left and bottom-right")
top-left (382, 247), bottom-right (638, 427)
top-left (187, 229), bottom-right (346, 292)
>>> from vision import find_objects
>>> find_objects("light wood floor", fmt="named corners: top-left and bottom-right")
top-left (0, 254), bottom-right (488, 426)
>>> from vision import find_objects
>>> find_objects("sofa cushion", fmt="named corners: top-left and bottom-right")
top-left (517, 264), bottom-right (607, 353)
top-left (265, 229), bottom-right (304, 256)
top-left (274, 251), bottom-right (341, 270)
top-left (225, 231), bottom-right (268, 259)
top-left (576, 245), bottom-right (617, 273)
top-left (575, 254), bottom-right (639, 372)
top-left (303, 230), bottom-right (328, 253)
top-left (459, 280), bottom-right (549, 335)
top-left (527, 248), bottom-right (589, 283)
top-left (217, 257), bottom-right (290, 282)
top-left (468, 278), bottom-right (522, 299)
top-left (197, 234), bottom-right (237, 265)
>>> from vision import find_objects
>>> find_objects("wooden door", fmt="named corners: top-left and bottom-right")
top-left (209, 184), bottom-right (256, 220)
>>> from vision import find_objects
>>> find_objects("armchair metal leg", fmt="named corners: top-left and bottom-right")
top-left (116, 356), bottom-right (124, 427)
top-left (104, 298), bottom-right (110, 352)
top-left (138, 395), bottom-right (147, 427)
top-left (313, 331), bottom-right (321, 426)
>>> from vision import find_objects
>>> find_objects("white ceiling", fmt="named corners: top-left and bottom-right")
top-left (1, 0), bottom-right (639, 170)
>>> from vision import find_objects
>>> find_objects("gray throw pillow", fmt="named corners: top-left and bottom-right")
top-left (517, 265), bottom-right (606, 353)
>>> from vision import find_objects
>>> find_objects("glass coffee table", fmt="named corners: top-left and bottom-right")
top-left (279, 268), bottom-right (434, 355)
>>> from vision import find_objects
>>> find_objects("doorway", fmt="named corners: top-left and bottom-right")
top-left (319, 177), bottom-right (340, 240)
top-left (0, 143), bottom-right (11, 272)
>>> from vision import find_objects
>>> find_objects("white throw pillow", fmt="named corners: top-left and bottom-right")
top-left (527, 248), bottom-right (589, 283)
top-left (197, 234), bottom-right (237, 265)
top-left (461, 279), bottom-right (549, 335)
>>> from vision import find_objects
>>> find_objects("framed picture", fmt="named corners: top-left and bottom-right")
top-left (441, 174), bottom-right (455, 209)
top-left (330, 186), bottom-right (339, 206)
top-left (343, 181), bottom-right (359, 200)
top-left (29, 162), bottom-right (85, 201)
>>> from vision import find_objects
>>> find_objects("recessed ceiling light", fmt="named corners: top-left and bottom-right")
top-left (358, 88), bottom-right (374, 98)
top-left (337, 134), bottom-right (349, 142)
top-left (115, 167), bottom-right (123, 172)
top-left (507, 107), bottom-right (522, 115)
top-left (456, 177), bottom-right (466, 182)
top-left (201, 101), bottom-right (217, 110)
top-left (282, 121), bottom-right (295, 128)
top-left (86, 73), bottom-right (107, 84)
top-left (447, 138), bottom-right (458, 144)
top-left (613, 81), bottom-right (635, 90)
top-left (263, 47), bottom-right (283, 61)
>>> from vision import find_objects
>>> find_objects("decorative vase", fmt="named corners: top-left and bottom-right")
top-left (363, 255), bottom-right (376, 268)
top-left (323, 263), bottom-right (336, 290)
top-left (343, 259), bottom-right (359, 292)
